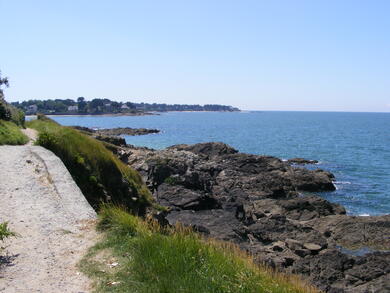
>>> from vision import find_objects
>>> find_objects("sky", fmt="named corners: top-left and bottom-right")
top-left (1, 0), bottom-right (390, 112)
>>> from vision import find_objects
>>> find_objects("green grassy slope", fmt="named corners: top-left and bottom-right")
top-left (80, 206), bottom-right (319, 293)
top-left (27, 116), bottom-right (152, 213)
top-left (0, 120), bottom-right (28, 145)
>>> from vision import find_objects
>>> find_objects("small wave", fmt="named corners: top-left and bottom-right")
top-left (334, 181), bottom-right (351, 184)
top-left (359, 213), bottom-right (370, 217)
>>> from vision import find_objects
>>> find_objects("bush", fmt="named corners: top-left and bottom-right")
top-left (0, 120), bottom-right (28, 145)
top-left (27, 116), bottom-right (152, 213)
top-left (0, 99), bottom-right (25, 127)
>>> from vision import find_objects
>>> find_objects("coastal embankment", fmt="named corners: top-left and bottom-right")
top-left (0, 143), bottom-right (96, 292)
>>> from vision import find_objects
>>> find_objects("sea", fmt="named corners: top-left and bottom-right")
top-left (51, 111), bottom-right (390, 216)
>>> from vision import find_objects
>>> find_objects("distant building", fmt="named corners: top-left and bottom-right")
top-left (121, 104), bottom-right (129, 110)
top-left (26, 104), bottom-right (38, 115)
top-left (68, 105), bottom-right (78, 112)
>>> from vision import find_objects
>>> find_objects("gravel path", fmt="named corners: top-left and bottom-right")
top-left (0, 144), bottom-right (97, 293)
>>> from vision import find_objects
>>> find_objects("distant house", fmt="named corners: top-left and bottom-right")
top-left (67, 105), bottom-right (78, 112)
top-left (26, 104), bottom-right (38, 115)
top-left (121, 104), bottom-right (129, 110)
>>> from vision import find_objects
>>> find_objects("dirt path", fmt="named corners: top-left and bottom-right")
top-left (21, 128), bottom-right (38, 145)
top-left (0, 144), bottom-right (97, 293)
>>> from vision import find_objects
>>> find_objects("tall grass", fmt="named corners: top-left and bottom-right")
top-left (27, 116), bottom-right (152, 212)
top-left (80, 205), bottom-right (320, 293)
top-left (0, 120), bottom-right (28, 145)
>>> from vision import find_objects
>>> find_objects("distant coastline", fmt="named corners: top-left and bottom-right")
top-left (12, 98), bottom-right (240, 116)
top-left (26, 110), bottom-right (243, 119)
top-left (46, 112), bottom-right (156, 117)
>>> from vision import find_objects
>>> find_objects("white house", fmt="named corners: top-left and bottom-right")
top-left (68, 105), bottom-right (78, 112)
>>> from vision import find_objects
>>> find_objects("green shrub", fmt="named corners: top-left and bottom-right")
top-left (0, 100), bottom-right (25, 127)
top-left (80, 205), bottom-right (319, 293)
top-left (0, 120), bottom-right (28, 145)
top-left (27, 116), bottom-right (152, 213)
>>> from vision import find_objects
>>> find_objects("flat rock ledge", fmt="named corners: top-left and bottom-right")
top-left (117, 142), bottom-right (389, 293)
top-left (72, 126), bottom-right (160, 147)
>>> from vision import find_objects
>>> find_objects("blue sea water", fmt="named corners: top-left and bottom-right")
top-left (51, 111), bottom-right (390, 216)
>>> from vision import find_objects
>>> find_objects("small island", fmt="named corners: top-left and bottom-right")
top-left (11, 98), bottom-right (240, 115)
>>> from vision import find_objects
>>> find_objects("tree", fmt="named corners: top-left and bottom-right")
top-left (0, 71), bottom-right (9, 98)
top-left (0, 71), bottom-right (10, 119)
top-left (89, 98), bottom-right (104, 113)
top-left (77, 97), bottom-right (87, 113)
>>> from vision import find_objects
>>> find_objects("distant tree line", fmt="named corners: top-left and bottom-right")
top-left (11, 98), bottom-right (240, 115)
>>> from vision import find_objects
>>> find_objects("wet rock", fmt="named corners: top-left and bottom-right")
top-left (287, 158), bottom-right (319, 165)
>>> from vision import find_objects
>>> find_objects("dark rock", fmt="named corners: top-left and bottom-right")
top-left (290, 250), bottom-right (390, 293)
top-left (95, 135), bottom-right (127, 146)
top-left (166, 209), bottom-right (244, 242)
top-left (287, 158), bottom-right (319, 165)
top-left (279, 196), bottom-right (346, 220)
top-left (96, 127), bottom-right (160, 136)
top-left (169, 142), bottom-right (238, 157)
top-left (308, 214), bottom-right (390, 251)
top-left (290, 167), bottom-right (336, 191)
top-left (290, 249), bottom-right (355, 292)
top-left (71, 125), bottom-right (95, 133)
top-left (156, 184), bottom-right (220, 211)
top-left (71, 125), bottom-right (160, 136)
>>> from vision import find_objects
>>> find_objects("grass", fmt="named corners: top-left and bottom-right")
top-left (27, 115), bottom-right (152, 212)
top-left (80, 205), bottom-right (320, 293)
top-left (0, 222), bottom-right (17, 242)
top-left (0, 120), bottom-right (28, 145)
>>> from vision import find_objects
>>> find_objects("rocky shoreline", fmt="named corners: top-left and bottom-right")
top-left (72, 126), bottom-right (160, 147)
top-left (114, 142), bottom-right (389, 292)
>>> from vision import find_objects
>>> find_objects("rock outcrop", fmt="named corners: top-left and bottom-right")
top-left (72, 126), bottom-right (160, 137)
top-left (118, 142), bottom-right (389, 292)
top-left (71, 126), bottom-right (160, 147)
top-left (287, 158), bottom-right (319, 165)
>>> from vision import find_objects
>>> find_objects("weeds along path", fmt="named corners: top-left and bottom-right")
top-left (0, 145), bottom-right (97, 293)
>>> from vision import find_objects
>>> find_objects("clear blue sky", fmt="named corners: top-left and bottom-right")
top-left (1, 0), bottom-right (390, 111)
